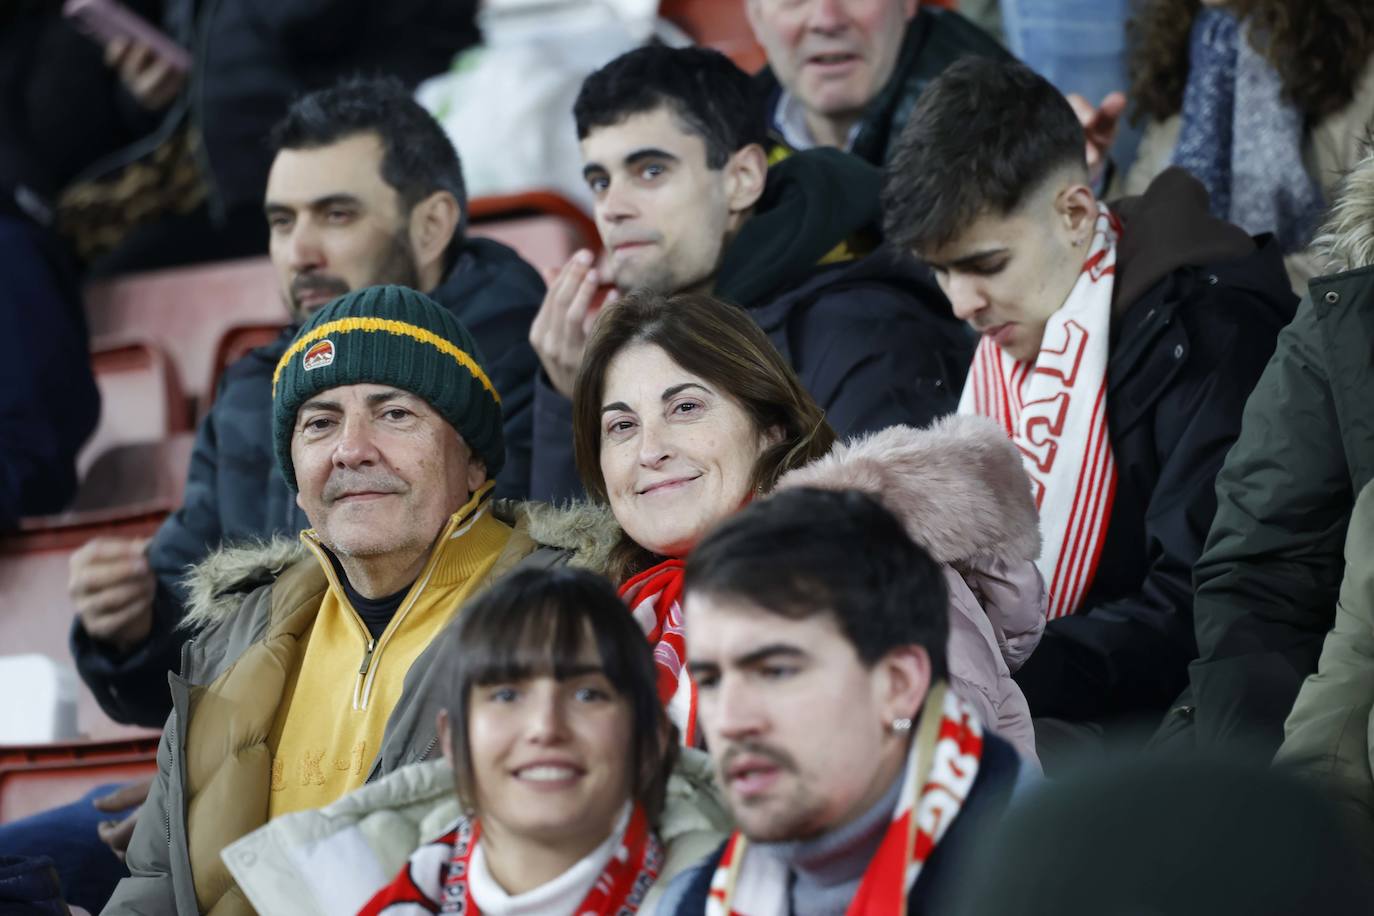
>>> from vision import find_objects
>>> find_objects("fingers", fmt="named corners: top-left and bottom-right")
top-left (1099, 91), bottom-right (1128, 119)
top-left (92, 777), bottom-right (153, 813)
top-left (97, 811), bottom-right (139, 859)
top-left (1065, 92), bottom-right (1094, 126)
top-left (103, 36), bottom-right (130, 67)
top-left (68, 538), bottom-right (150, 595)
top-left (563, 260), bottom-right (600, 338)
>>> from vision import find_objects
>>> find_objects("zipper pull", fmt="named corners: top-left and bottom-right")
top-left (358, 638), bottom-right (377, 677)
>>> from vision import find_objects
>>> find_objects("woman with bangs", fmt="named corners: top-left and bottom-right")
top-left (220, 566), bottom-right (728, 915)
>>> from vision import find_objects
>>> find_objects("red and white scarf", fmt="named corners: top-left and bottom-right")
top-left (358, 804), bottom-right (663, 915)
top-left (958, 203), bottom-right (1121, 619)
top-left (620, 559), bottom-right (698, 746)
top-left (705, 683), bottom-right (984, 916)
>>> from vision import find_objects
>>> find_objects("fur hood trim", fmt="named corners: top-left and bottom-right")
top-left (1315, 141), bottom-right (1374, 273)
top-left (521, 499), bottom-right (621, 574)
top-left (178, 500), bottom-right (625, 629)
top-left (181, 536), bottom-right (310, 629)
top-left (774, 415), bottom-right (1041, 567)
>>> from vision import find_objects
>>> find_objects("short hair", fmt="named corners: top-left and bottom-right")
top-left (574, 45), bottom-right (767, 168)
top-left (269, 76), bottom-right (468, 264)
top-left (684, 488), bottom-right (950, 680)
top-left (440, 567), bottom-right (677, 821)
top-left (883, 57), bottom-right (1087, 254)
top-left (572, 290), bottom-right (836, 581)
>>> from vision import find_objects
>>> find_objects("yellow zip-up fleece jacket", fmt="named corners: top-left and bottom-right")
top-left (266, 484), bottom-right (510, 818)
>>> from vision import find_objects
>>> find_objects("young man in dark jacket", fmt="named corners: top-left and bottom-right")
top-left (528, 45), bottom-right (972, 502)
top-left (663, 488), bottom-right (1024, 914)
top-left (883, 58), bottom-right (1297, 769)
top-left (68, 77), bottom-right (544, 732)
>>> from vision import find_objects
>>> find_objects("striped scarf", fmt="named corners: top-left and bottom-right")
top-left (620, 559), bottom-right (697, 746)
top-left (706, 682), bottom-right (983, 915)
top-left (959, 203), bottom-right (1120, 619)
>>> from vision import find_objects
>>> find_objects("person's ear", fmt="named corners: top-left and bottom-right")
top-left (436, 708), bottom-right (456, 769)
top-left (876, 644), bottom-right (932, 728)
top-left (1056, 182), bottom-right (1098, 247)
top-left (410, 190), bottom-right (461, 273)
top-left (465, 453), bottom-right (488, 494)
top-left (725, 143), bottom-right (769, 215)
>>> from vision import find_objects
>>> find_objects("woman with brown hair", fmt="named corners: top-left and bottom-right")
top-left (561, 289), bottom-right (1048, 765)
top-left (1121, 0), bottom-right (1374, 291)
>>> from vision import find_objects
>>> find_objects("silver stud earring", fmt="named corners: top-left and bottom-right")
top-left (891, 717), bottom-right (912, 734)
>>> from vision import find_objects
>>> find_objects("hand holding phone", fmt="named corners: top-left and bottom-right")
top-left (64, 0), bottom-right (193, 108)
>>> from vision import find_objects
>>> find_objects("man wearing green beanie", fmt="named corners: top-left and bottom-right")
top-left (105, 285), bottom-right (544, 916)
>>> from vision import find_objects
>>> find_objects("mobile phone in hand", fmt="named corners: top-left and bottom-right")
top-left (63, 0), bottom-right (192, 75)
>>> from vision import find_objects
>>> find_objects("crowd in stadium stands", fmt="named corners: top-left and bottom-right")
top-left (2, 0), bottom-right (1374, 913)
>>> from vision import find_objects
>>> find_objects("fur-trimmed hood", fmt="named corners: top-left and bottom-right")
top-left (775, 414), bottom-right (1041, 567)
top-left (1316, 143), bottom-right (1374, 273)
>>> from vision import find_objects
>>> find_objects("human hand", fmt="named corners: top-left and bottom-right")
top-left (1067, 91), bottom-right (1127, 185)
top-left (529, 250), bottom-right (612, 400)
top-left (93, 777), bottom-right (153, 861)
top-left (105, 36), bottom-right (185, 111)
top-left (69, 537), bottom-right (156, 654)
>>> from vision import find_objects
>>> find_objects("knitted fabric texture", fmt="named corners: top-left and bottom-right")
top-left (271, 285), bottom-right (503, 491)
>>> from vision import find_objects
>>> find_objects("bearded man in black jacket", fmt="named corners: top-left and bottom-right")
top-left (528, 45), bottom-right (972, 502)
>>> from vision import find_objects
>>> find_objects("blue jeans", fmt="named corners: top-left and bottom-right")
top-left (0, 785), bottom-right (135, 914)
top-left (1000, 0), bottom-right (1142, 167)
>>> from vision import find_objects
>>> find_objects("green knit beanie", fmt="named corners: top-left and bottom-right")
top-left (271, 285), bottom-right (504, 491)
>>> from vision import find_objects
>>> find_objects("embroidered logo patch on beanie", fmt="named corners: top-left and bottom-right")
top-left (303, 339), bottom-right (335, 371)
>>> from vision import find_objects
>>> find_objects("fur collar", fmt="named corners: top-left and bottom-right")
top-left (179, 501), bottom-right (625, 627)
top-left (774, 415), bottom-right (1041, 567)
top-left (1316, 144), bottom-right (1374, 273)
top-left (181, 536), bottom-right (309, 628)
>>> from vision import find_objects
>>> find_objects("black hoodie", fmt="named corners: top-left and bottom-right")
top-left (530, 148), bottom-right (973, 503)
top-left (1011, 168), bottom-right (1300, 727)
top-left (71, 236), bottom-right (543, 728)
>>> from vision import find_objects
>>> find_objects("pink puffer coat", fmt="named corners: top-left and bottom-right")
top-left (776, 415), bottom-right (1045, 767)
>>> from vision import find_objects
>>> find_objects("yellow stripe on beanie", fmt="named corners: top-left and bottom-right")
top-left (272, 316), bottom-right (500, 404)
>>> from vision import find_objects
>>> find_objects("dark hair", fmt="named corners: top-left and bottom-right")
top-left (574, 45), bottom-right (768, 168)
top-left (1129, 0), bottom-right (1374, 125)
top-left (573, 290), bottom-right (836, 583)
top-left (883, 57), bottom-right (1087, 254)
top-left (685, 488), bottom-right (949, 679)
top-left (269, 76), bottom-right (468, 267)
top-left (441, 567), bottom-right (677, 821)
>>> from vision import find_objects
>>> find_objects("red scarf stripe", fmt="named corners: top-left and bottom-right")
top-left (1047, 380), bottom-right (1112, 617)
top-left (1054, 380), bottom-right (1115, 618)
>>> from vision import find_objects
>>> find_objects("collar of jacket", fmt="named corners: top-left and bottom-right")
top-left (714, 147), bottom-right (881, 309)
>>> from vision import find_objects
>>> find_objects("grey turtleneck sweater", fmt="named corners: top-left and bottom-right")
top-left (751, 770), bottom-right (906, 916)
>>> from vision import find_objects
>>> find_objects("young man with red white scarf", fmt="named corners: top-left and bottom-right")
top-left (663, 488), bottom-right (1027, 915)
top-left (883, 56), bottom-right (1297, 768)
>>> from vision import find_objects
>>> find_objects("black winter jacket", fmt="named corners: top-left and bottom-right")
top-left (1012, 170), bottom-right (1298, 723)
top-left (70, 237), bottom-right (543, 726)
top-left (528, 149), bottom-right (972, 502)
top-left (755, 6), bottom-right (1008, 167)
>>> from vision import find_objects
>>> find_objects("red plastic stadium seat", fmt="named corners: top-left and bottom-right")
top-left (76, 339), bottom-right (191, 482)
top-left (0, 511), bottom-right (170, 742)
top-left (0, 737), bottom-right (159, 824)
top-left (660, 0), bottom-right (767, 71)
top-left (84, 257), bottom-right (287, 409)
top-left (207, 323), bottom-right (288, 407)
